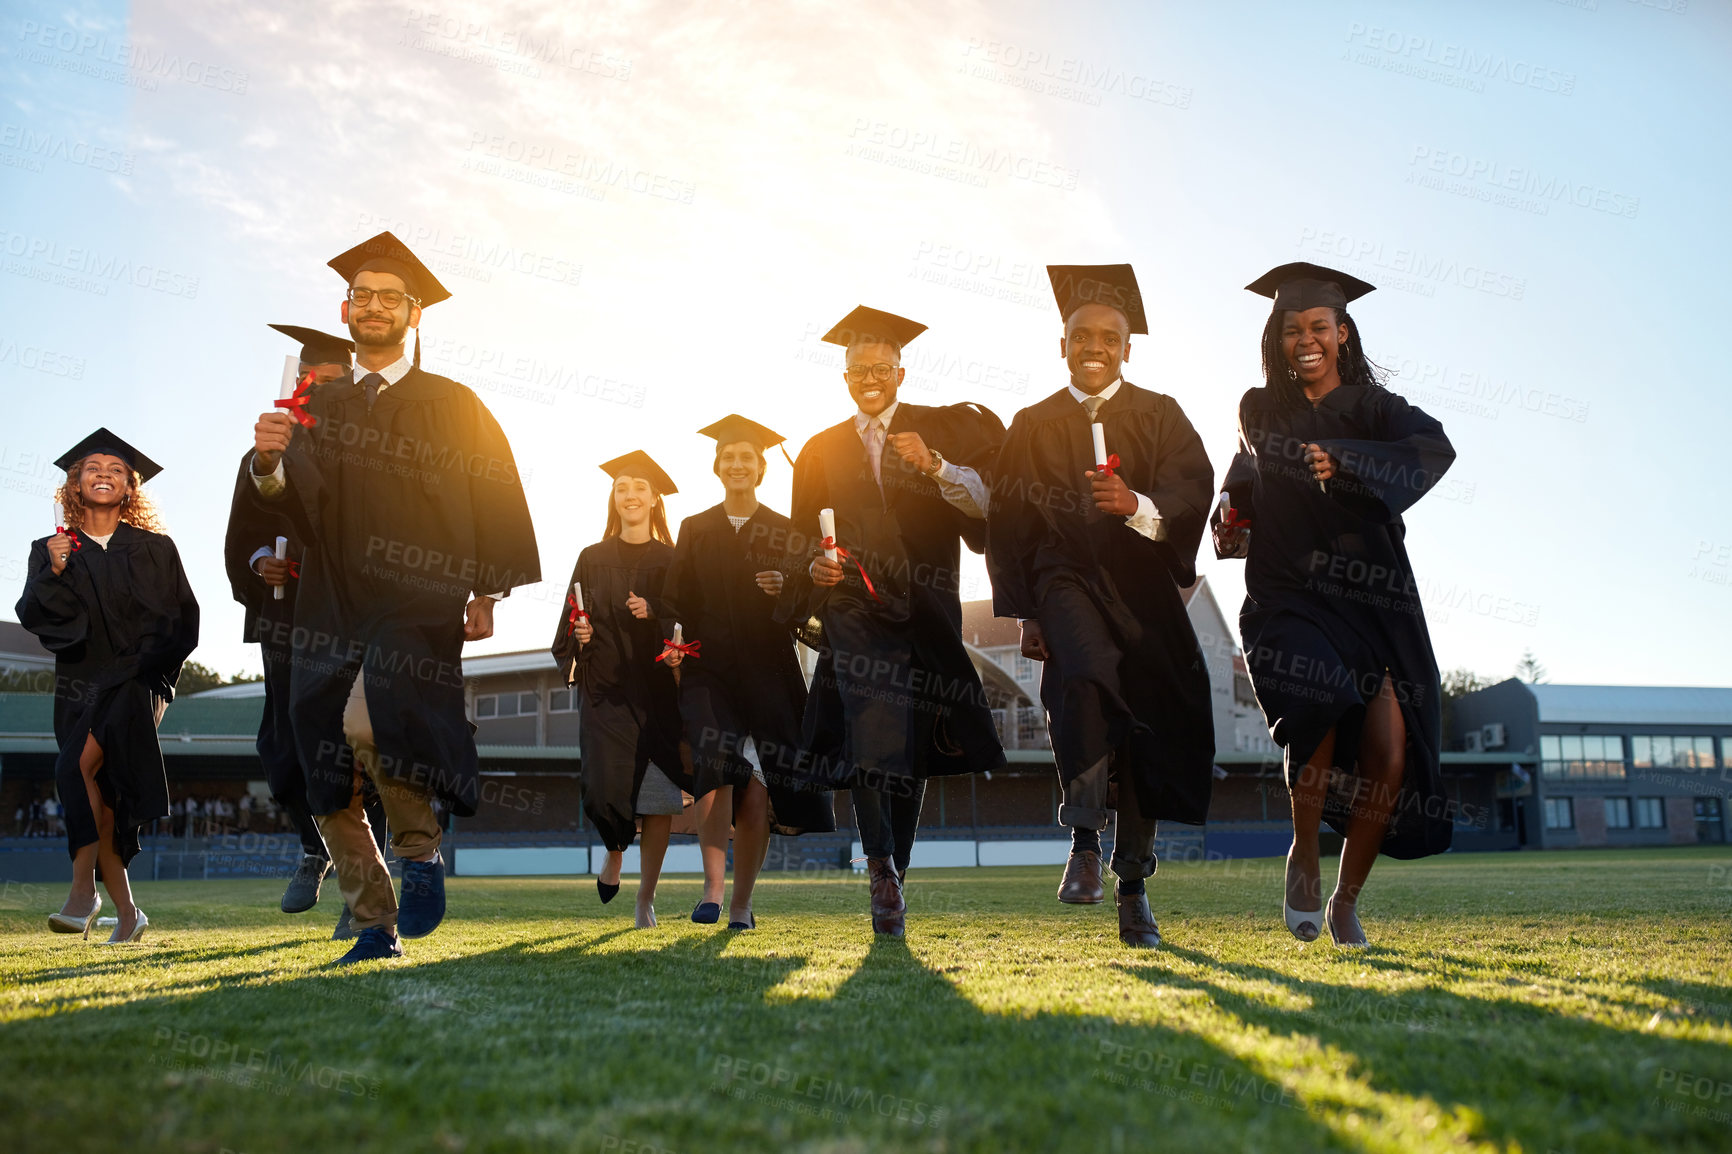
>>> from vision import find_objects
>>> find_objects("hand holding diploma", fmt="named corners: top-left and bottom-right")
top-left (811, 507), bottom-right (844, 586)
top-left (271, 536), bottom-right (289, 599)
top-left (1212, 490), bottom-right (1251, 559)
top-left (47, 500), bottom-right (74, 575)
top-left (660, 621), bottom-right (686, 668)
top-left (570, 582), bottom-right (593, 646)
top-left (1303, 443), bottom-right (1336, 490)
top-left (1084, 420), bottom-right (1137, 516)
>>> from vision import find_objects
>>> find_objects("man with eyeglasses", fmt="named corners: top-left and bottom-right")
top-left (245, 232), bottom-right (541, 963)
top-left (779, 306), bottom-right (1006, 937)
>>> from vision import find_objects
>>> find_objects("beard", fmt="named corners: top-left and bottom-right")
top-left (349, 312), bottom-right (409, 348)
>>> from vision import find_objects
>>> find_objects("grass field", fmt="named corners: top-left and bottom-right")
top-left (2, 848), bottom-right (1730, 1154)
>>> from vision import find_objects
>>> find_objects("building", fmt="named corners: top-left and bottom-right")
top-left (1452, 679), bottom-right (1731, 849)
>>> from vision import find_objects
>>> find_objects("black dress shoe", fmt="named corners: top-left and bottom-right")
top-left (727, 912), bottom-right (755, 930)
top-left (1115, 889), bottom-right (1162, 949)
top-left (691, 901), bottom-right (721, 924)
top-left (597, 879), bottom-right (620, 904)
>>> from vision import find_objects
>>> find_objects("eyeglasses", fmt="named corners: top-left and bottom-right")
top-left (845, 363), bottom-right (897, 384)
top-left (346, 287), bottom-right (419, 309)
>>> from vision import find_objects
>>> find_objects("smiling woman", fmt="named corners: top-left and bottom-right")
top-left (15, 427), bottom-right (199, 948)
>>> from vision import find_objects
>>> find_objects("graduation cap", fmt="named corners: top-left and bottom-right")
top-left (268, 323), bottom-right (355, 367)
top-left (1046, 264), bottom-right (1147, 335)
top-left (821, 306), bottom-right (927, 352)
top-left (698, 414), bottom-right (785, 453)
top-left (327, 231), bottom-right (451, 307)
top-left (54, 428), bottom-right (163, 484)
top-left (599, 450), bottom-right (678, 495)
top-left (1245, 262), bottom-right (1375, 313)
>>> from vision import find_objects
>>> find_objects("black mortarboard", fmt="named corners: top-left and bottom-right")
top-left (697, 414), bottom-right (785, 452)
top-left (821, 306), bottom-right (927, 351)
top-left (54, 428), bottom-right (163, 484)
top-left (599, 450), bottom-right (678, 495)
top-left (268, 323), bottom-right (355, 366)
top-left (1046, 264), bottom-right (1147, 335)
top-left (327, 231), bottom-right (451, 307)
top-left (1245, 262), bottom-right (1375, 313)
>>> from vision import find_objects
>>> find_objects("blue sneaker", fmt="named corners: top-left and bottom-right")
top-left (337, 925), bottom-right (403, 964)
top-left (397, 853), bottom-right (446, 939)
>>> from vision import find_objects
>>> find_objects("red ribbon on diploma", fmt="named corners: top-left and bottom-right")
top-left (819, 536), bottom-right (882, 603)
top-left (565, 593), bottom-right (589, 631)
top-left (286, 560), bottom-right (301, 579)
top-left (55, 527), bottom-right (81, 552)
top-left (656, 638), bottom-right (701, 662)
top-left (1093, 453), bottom-right (1122, 478)
top-left (273, 368), bottom-right (319, 428)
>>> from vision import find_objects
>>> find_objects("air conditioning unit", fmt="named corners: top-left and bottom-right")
top-left (1464, 730), bottom-right (1483, 753)
top-left (1481, 723), bottom-right (1507, 750)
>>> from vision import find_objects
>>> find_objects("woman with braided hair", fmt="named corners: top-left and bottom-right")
top-left (18, 429), bottom-right (199, 944)
top-left (1214, 264), bottom-right (1455, 948)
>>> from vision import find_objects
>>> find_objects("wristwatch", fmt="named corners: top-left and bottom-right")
top-left (924, 449), bottom-right (945, 477)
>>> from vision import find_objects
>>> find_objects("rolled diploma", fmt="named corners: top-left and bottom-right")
top-left (1090, 421), bottom-right (1109, 469)
top-left (278, 354), bottom-right (301, 400)
top-left (819, 508), bottom-right (837, 561)
top-left (672, 622), bottom-right (683, 646)
top-left (272, 535), bottom-right (288, 601)
top-left (572, 581), bottom-right (584, 613)
top-left (53, 500), bottom-right (64, 531)
top-left (1216, 492), bottom-right (1231, 524)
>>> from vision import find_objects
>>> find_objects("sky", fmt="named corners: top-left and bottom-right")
top-left (1, 0), bottom-right (1728, 687)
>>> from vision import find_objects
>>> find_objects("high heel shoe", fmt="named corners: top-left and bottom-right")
top-left (1326, 896), bottom-right (1367, 949)
top-left (596, 878), bottom-right (620, 905)
top-left (98, 908), bottom-right (148, 945)
top-left (1282, 853), bottom-right (1321, 943)
top-left (48, 894), bottom-right (102, 938)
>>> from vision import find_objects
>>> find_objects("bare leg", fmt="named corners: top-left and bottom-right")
top-left (636, 815), bottom-right (672, 925)
top-left (695, 786), bottom-right (732, 907)
top-left (600, 849), bottom-right (623, 887)
top-left (77, 735), bottom-right (138, 934)
top-left (62, 843), bottom-right (99, 915)
top-left (1328, 675), bottom-right (1406, 945)
top-left (1286, 730), bottom-right (1334, 929)
top-left (728, 779), bottom-right (771, 923)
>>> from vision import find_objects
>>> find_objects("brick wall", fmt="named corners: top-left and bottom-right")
top-left (1573, 794), bottom-right (1608, 846)
top-left (1665, 795), bottom-right (1698, 845)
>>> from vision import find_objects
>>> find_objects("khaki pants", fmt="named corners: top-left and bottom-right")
top-left (313, 675), bottom-right (442, 933)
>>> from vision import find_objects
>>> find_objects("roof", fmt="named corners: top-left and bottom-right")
top-left (0, 621), bottom-right (54, 669)
top-left (1526, 683), bottom-right (1732, 727)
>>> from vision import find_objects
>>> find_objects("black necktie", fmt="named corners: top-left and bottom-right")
top-left (361, 372), bottom-right (384, 412)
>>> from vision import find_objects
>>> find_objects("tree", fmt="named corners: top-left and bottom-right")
top-left (1515, 650), bottom-right (1547, 684)
top-left (175, 662), bottom-right (263, 696)
top-left (1440, 668), bottom-right (1493, 748)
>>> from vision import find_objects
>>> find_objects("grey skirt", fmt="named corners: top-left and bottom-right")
top-left (635, 762), bottom-right (686, 815)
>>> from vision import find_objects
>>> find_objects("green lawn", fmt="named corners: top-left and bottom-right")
top-left (2, 848), bottom-right (1730, 1153)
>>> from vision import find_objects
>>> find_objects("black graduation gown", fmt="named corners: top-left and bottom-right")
top-left (248, 367), bottom-right (541, 816)
top-left (778, 402), bottom-right (1007, 789)
top-left (223, 451), bottom-right (306, 806)
top-left (1223, 384), bottom-right (1455, 859)
top-left (15, 523), bottom-right (199, 863)
top-left (552, 536), bottom-right (687, 851)
top-left (663, 502), bottom-right (836, 835)
top-left (986, 383), bottom-right (1217, 824)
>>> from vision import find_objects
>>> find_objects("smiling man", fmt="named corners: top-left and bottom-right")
top-left (779, 306), bottom-right (1006, 937)
top-left (244, 232), bottom-right (540, 963)
top-left (986, 264), bottom-right (1216, 949)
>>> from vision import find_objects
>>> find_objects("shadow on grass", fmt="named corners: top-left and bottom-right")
top-left (1137, 945), bottom-right (1732, 1153)
top-left (0, 917), bottom-right (1357, 1154)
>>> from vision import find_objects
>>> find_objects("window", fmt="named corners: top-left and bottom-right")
top-left (474, 691), bottom-right (540, 720)
top-left (1540, 734), bottom-right (1625, 780)
top-left (1604, 797), bottom-right (1632, 830)
top-left (1013, 654), bottom-right (1039, 684)
top-left (1543, 797), bottom-right (1574, 830)
top-left (549, 688), bottom-right (577, 713)
top-left (1635, 797), bottom-right (1665, 829)
top-left (1017, 705), bottom-right (1047, 748)
top-left (1630, 735), bottom-right (1717, 770)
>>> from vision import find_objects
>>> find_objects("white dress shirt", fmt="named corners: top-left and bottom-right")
top-left (854, 400), bottom-right (988, 519)
top-left (1068, 379), bottom-right (1165, 542)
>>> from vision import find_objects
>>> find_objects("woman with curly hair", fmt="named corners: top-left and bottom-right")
top-left (1214, 265), bottom-right (1454, 948)
top-left (17, 429), bottom-right (199, 944)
